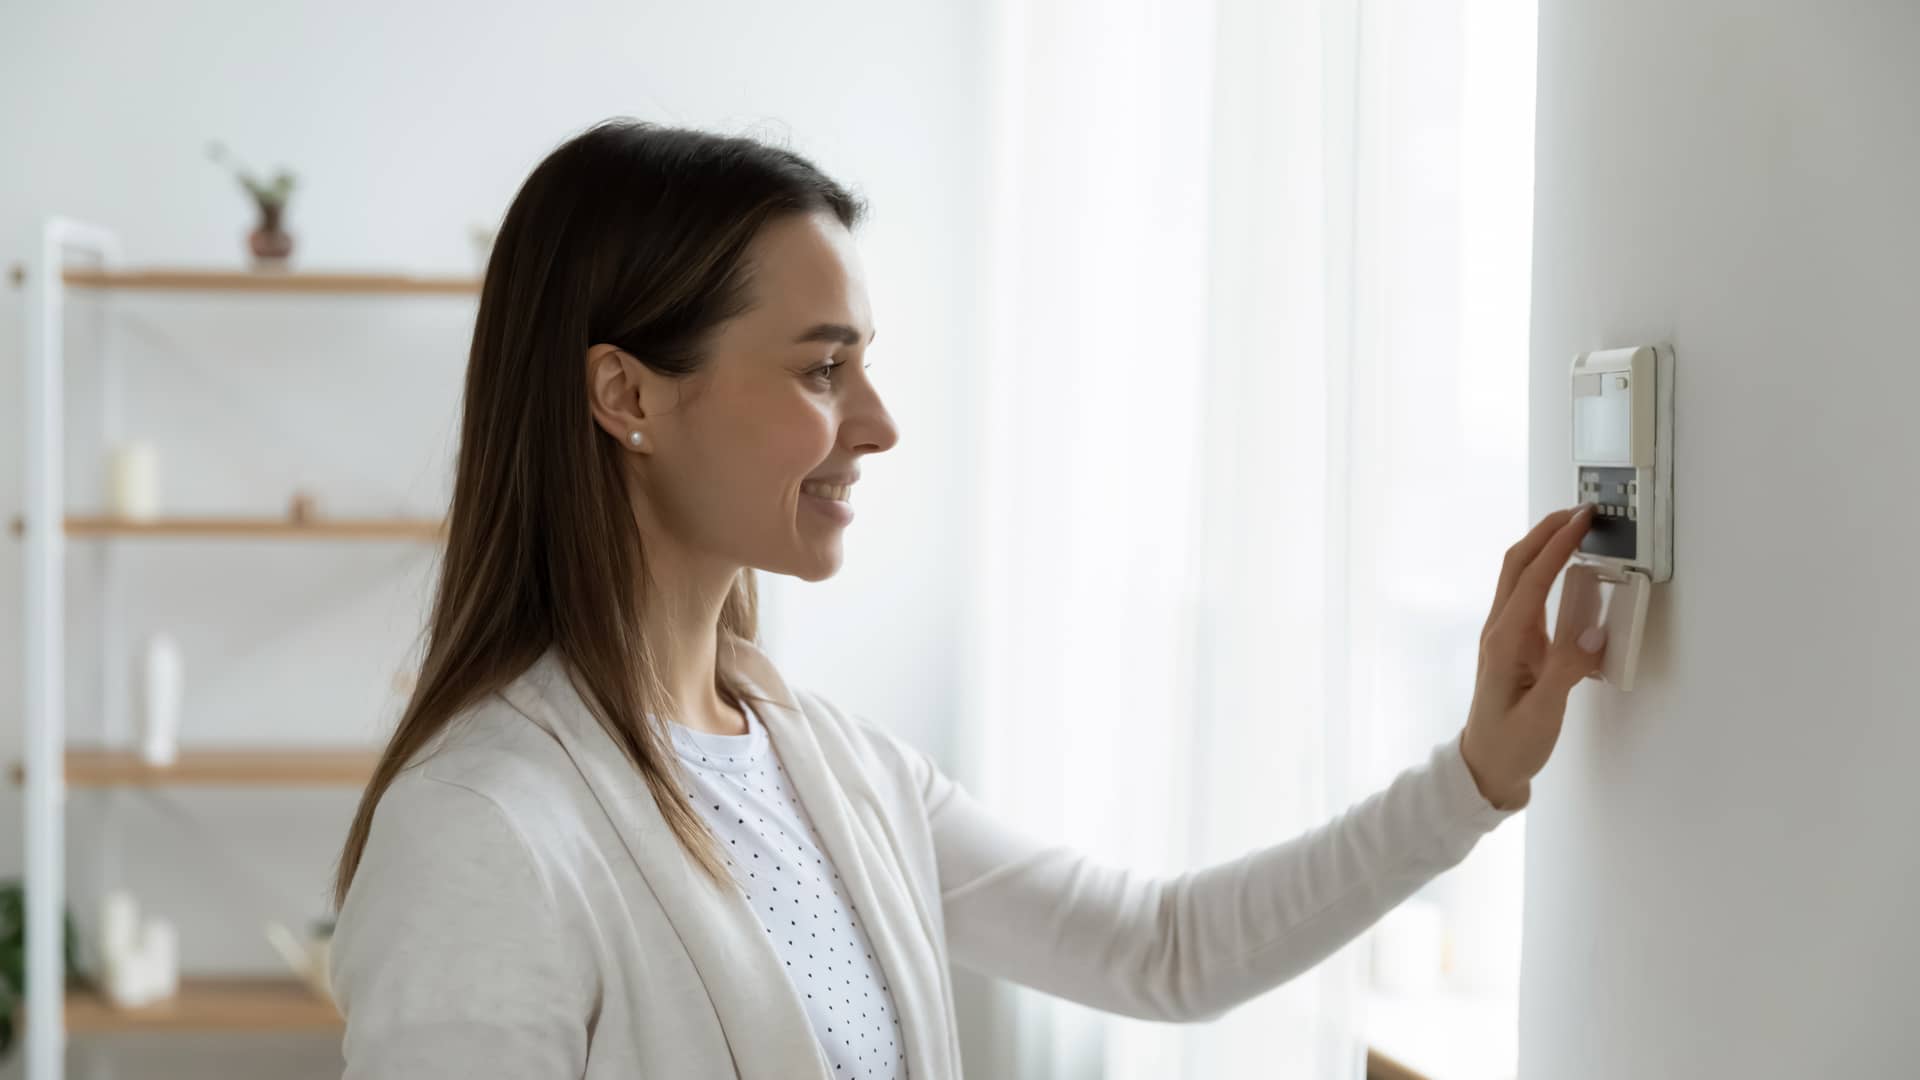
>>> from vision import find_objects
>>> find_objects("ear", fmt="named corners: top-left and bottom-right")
top-left (586, 343), bottom-right (653, 452)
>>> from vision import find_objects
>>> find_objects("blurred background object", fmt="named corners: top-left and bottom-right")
top-left (465, 220), bottom-right (497, 276)
top-left (104, 443), bottom-right (158, 521)
top-left (205, 141), bottom-right (299, 268)
top-left (0, 880), bottom-right (83, 1065)
top-left (137, 634), bottom-right (181, 767)
top-left (261, 919), bottom-right (332, 1004)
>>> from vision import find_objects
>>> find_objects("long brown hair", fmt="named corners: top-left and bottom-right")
top-left (333, 119), bottom-right (869, 906)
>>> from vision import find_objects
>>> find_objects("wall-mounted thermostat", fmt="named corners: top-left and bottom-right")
top-left (1566, 344), bottom-right (1673, 691)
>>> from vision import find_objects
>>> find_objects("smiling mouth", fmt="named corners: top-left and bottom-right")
top-left (800, 481), bottom-right (852, 502)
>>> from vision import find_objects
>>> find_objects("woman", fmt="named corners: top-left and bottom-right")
top-left (329, 119), bottom-right (1606, 1080)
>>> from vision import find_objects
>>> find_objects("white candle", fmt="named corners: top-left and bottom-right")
top-left (104, 954), bottom-right (151, 1008)
top-left (108, 442), bottom-right (160, 520)
top-left (100, 890), bottom-right (150, 1008)
top-left (142, 918), bottom-right (179, 999)
top-left (99, 889), bottom-right (140, 960)
top-left (140, 635), bottom-right (182, 766)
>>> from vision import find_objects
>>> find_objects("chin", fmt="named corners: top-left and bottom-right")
top-left (793, 555), bottom-right (843, 583)
top-left (762, 542), bottom-right (844, 583)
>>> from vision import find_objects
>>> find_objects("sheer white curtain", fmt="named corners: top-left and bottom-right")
top-left (956, 1), bottom-right (1536, 1078)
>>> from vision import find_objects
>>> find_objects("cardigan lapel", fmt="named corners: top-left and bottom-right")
top-left (499, 649), bottom-right (832, 1080)
top-left (718, 633), bottom-right (959, 1080)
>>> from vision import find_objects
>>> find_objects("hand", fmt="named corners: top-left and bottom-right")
top-left (1459, 505), bottom-right (1608, 811)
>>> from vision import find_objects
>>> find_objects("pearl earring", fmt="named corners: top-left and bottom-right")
top-left (627, 430), bottom-right (645, 449)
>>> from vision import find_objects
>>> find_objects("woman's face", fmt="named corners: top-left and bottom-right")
top-left (600, 209), bottom-right (898, 583)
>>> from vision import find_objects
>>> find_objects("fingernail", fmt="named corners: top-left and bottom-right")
top-left (1578, 625), bottom-right (1607, 652)
top-left (1572, 503), bottom-right (1595, 518)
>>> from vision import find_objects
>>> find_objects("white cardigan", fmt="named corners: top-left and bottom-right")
top-left (331, 631), bottom-right (1516, 1079)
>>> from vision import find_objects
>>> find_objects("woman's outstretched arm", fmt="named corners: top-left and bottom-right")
top-left (911, 727), bottom-right (1515, 1023)
top-left (904, 505), bottom-right (1603, 1022)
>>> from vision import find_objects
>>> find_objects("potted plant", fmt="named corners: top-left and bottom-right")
top-left (0, 880), bottom-right (84, 1061)
top-left (206, 140), bottom-right (299, 268)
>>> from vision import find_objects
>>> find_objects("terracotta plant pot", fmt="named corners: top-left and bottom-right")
top-left (249, 203), bottom-right (294, 267)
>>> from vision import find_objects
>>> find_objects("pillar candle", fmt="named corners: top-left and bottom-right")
top-left (108, 442), bottom-right (160, 520)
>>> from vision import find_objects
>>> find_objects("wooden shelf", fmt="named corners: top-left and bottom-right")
top-left (63, 267), bottom-right (479, 295)
top-left (63, 977), bottom-right (340, 1033)
top-left (1367, 1048), bottom-right (1432, 1080)
top-left (8, 514), bottom-right (445, 540)
top-left (10, 747), bottom-right (379, 788)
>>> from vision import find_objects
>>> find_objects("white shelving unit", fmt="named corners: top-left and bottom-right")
top-left (15, 217), bottom-right (468, 1080)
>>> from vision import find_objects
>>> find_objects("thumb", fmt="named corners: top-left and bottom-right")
top-left (1541, 623), bottom-right (1607, 694)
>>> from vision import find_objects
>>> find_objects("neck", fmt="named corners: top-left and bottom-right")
top-left (630, 493), bottom-right (747, 737)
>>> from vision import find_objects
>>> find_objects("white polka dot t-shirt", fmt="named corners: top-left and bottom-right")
top-left (669, 700), bottom-right (909, 1080)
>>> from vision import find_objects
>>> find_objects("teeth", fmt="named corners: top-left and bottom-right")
top-left (802, 482), bottom-right (852, 501)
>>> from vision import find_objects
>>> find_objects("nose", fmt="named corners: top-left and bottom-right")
top-left (845, 377), bottom-right (900, 455)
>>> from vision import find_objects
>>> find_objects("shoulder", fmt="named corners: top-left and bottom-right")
top-left (332, 691), bottom-right (603, 1008)
top-left (342, 680), bottom-right (601, 924)
top-left (411, 693), bottom-right (578, 807)
top-left (391, 694), bottom-right (588, 855)
top-left (331, 697), bottom-right (602, 1068)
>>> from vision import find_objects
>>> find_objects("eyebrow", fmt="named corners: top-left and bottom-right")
top-left (791, 323), bottom-right (877, 347)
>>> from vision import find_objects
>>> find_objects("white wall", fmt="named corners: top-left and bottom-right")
top-left (1522, 2), bottom-right (1920, 1076)
top-left (0, 2), bottom-right (987, 1076)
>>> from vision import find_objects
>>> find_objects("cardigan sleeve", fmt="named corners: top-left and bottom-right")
top-left (903, 729), bottom-right (1517, 1023)
top-left (331, 771), bottom-right (598, 1078)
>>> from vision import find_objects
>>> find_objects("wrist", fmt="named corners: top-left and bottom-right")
top-left (1458, 729), bottom-right (1528, 811)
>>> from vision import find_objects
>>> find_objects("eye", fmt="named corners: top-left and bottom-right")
top-left (808, 360), bottom-right (845, 384)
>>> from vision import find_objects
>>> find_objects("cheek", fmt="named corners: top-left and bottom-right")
top-left (697, 397), bottom-right (834, 523)
top-left (759, 400), bottom-right (836, 480)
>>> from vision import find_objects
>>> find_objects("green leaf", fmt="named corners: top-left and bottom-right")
top-left (0, 880), bottom-right (84, 1063)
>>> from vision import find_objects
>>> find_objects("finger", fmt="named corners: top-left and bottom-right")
top-left (1552, 560), bottom-right (1606, 644)
top-left (1486, 509), bottom-right (1573, 628)
top-left (1503, 508), bottom-right (1596, 625)
top-left (1539, 615), bottom-right (1608, 696)
top-left (1487, 506), bottom-right (1588, 628)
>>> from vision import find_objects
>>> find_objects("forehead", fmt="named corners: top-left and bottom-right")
top-left (733, 210), bottom-right (873, 345)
